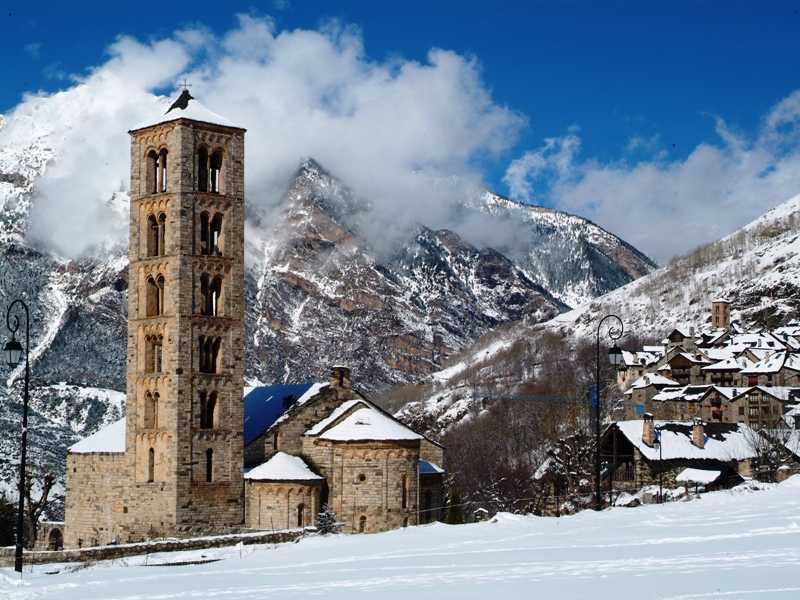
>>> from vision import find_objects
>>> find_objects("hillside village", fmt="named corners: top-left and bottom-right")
top-left (594, 300), bottom-right (800, 506)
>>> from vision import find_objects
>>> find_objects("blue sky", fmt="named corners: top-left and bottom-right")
top-left (3, 0), bottom-right (800, 262)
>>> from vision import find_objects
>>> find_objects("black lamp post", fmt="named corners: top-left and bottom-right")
top-left (653, 427), bottom-right (663, 504)
top-left (595, 314), bottom-right (623, 511)
top-left (5, 299), bottom-right (30, 573)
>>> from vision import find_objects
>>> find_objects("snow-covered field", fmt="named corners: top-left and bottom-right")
top-left (3, 479), bottom-right (800, 599)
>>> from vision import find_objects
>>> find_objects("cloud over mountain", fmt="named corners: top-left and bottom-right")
top-left (1, 15), bottom-right (523, 258)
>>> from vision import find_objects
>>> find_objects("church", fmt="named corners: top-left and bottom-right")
top-left (63, 90), bottom-right (444, 548)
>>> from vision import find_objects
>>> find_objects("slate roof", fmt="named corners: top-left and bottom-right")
top-left (243, 383), bottom-right (321, 445)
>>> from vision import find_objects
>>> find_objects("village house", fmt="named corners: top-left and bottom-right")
top-left (602, 415), bottom-right (758, 498)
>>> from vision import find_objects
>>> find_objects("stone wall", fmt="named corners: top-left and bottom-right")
top-left (0, 529), bottom-right (304, 568)
top-left (245, 481), bottom-right (321, 530)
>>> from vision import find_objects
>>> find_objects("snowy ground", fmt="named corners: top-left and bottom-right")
top-left (4, 478), bottom-right (800, 599)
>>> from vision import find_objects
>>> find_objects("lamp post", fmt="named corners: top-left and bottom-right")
top-left (653, 427), bottom-right (663, 504)
top-left (4, 299), bottom-right (30, 573)
top-left (595, 314), bottom-right (623, 511)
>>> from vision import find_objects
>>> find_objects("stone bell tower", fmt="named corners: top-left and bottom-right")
top-left (125, 89), bottom-right (246, 533)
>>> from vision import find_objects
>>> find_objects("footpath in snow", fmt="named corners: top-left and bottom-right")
top-left (3, 477), bottom-right (800, 599)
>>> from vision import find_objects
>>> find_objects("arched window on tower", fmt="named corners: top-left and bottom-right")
top-left (159, 149), bottom-right (168, 192)
top-left (209, 150), bottom-right (223, 193)
top-left (199, 390), bottom-right (217, 429)
top-left (145, 213), bottom-right (167, 256)
top-left (199, 212), bottom-right (224, 256)
top-left (198, 336), bottom-right (221, 373)
top-left (148, 448), bottom-right (155, 483)
top-left (200, 274), bottom-right (222, 316)
top-left (197, 147), bottom-right (208, 192)
top-left (206, 448), bottom-right (214, 482)
top-left (145, 335), bottom-right (163, 373)
top-left (145, 276), bottom-right (165, 317)
top-left (144, 391), bottom-right (159, 429)
top-left (146, 150), bottom-right (159, 194)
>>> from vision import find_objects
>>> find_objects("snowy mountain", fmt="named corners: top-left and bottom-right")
top-left (245, 160), bottom-right (652, 391)
top-left (0, 94), bottom-right (653, 497)
top-left (397, 192), bottom-right (800, 437)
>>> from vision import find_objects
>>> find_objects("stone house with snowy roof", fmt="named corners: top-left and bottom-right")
top-left (602, 416), bottom-right (759, 495)
top-left (242, 366), bottom-right (445, 534)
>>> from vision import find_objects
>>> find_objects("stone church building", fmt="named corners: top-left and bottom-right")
top-left (63, 91), bottom-right (443, 548)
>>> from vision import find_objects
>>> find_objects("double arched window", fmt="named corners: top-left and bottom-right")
top-left (144, 391), bottom-right (159, 429)
top-left (200, 274), bottom-right (223, 316)
top-left (144, 335), bottom-right (163, 373)
top-left (145, 275), bottom-right (166, 316)
top-left (198, 336), bottom-right (221, 373)
top-left (146, 149), bottom-right (168, 194)
top-left (197, 147), bottom-right (223, 193)
top-left (146, 213), bottom-right (167, 257)
top-left (199, 212), bottom-right (224, 256)
top-left (199, 390), bottom-right (218, 429)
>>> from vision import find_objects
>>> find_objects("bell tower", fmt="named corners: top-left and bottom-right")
top-left (125, 90), bottom-right (246, 533)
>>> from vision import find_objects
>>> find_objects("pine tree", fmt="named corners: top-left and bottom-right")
top-left (446, 488), bottom-right (464, 524)
top-left (315, 504), bottom-right (342, 535)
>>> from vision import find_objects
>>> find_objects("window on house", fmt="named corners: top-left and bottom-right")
top-left (273, 430), bottom-right (279, 450)
top-left (148, 448), bottom-right (155, 483)
top-left (297, 504), bottom-right (305, 528)
top-left (401, 475), bottom-right (408, 509)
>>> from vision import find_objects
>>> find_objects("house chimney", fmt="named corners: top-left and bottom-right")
top-left (329, 365), bottom-right (351, 399)
top-left (692, 419), bottom-right (705, 449)
top-left (642, 413), bottom-right (655, 447)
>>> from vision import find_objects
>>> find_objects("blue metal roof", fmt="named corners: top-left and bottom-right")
top-left (243, 383), bottom-right (315, 445)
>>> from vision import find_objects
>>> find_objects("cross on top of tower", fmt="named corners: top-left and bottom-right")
top-left (180, 79), bottom-right (192, 92)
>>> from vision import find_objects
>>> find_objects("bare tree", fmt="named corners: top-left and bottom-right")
top-left (24, 470), bottom-right (60, 549)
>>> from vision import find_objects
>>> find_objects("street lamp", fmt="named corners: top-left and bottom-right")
top-left (595, 314), bottom-right (623, 511)
top-left (5, 299), bottom-right (30, 573)
top-left (653, 427), bottom-right (663, 504)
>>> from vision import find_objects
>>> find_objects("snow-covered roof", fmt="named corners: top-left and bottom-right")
top-left (614, 420), bottom-right (756, 461)
top-left (319, 407), bottom-right (423, 442)
top-left (70, 418), bottom-right (126, 453)
top-left (628, 373), bottom-right (680, 389)
top-left (131, 90), bottom-right (240, 132)
top-left (675, 468), bottom-right (724, 484)
top-left (730, 386), bottom-right (800, 402)
top-left (305, 399), bottom-right (367, 436)
top-left (702, 356), bottom-right (746, 371)
top-left (741, 351), bottom-right (787, 375)
top-left (244, 452), bottom-right (323, 482)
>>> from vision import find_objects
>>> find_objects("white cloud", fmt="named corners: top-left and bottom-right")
top-left (505, 93), bottom-right (800, 264)
top-left (3, 15), bottom-right (523, 259)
